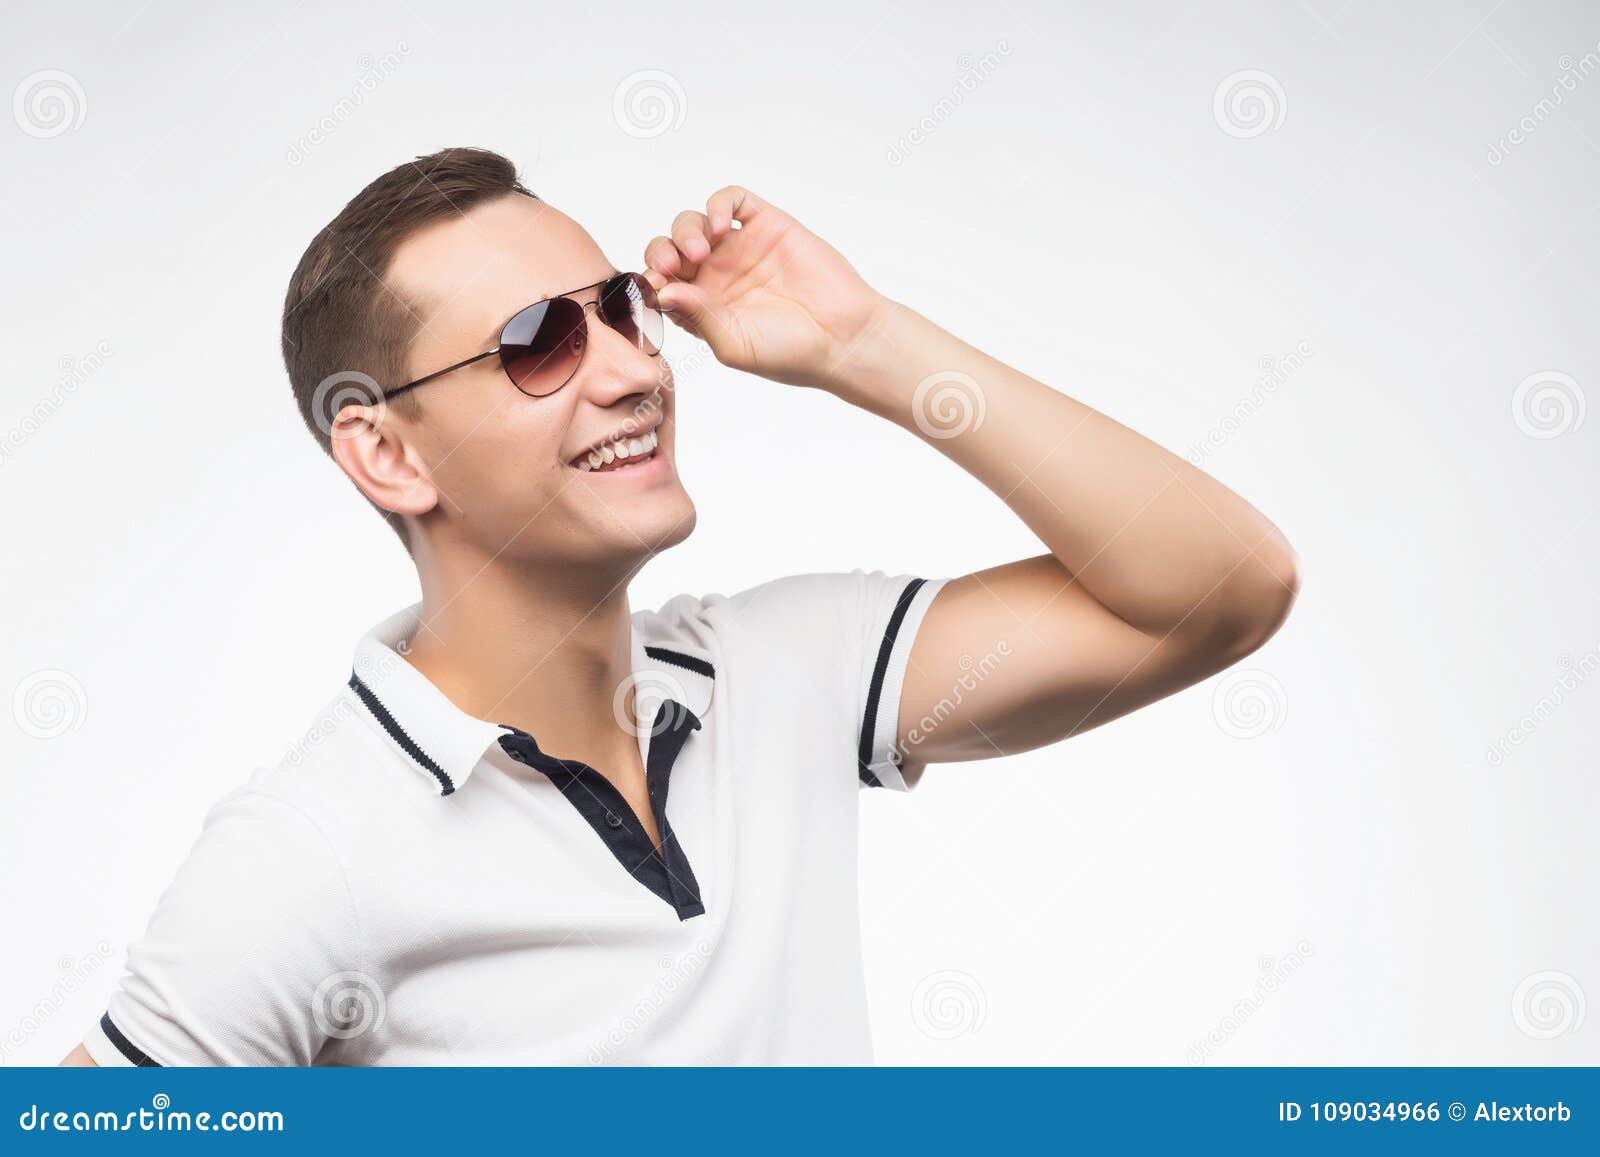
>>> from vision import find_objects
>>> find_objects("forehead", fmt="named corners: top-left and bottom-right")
top-left (386, 195), bottom-right (610, 338)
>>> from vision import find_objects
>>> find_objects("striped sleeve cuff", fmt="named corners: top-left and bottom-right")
top-left (83, 1012), bottom-right (163, 1067)
top-left (858, 577), bottom-right (947, 791)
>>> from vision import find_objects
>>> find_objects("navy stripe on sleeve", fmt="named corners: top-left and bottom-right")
top-left (857, 578), bottom-right (927, 787)
top-left (100, 1013), bottom-right (162, 1067)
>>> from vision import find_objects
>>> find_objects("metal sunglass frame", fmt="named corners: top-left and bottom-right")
top-left (381, 272), bottom-right (660, 401)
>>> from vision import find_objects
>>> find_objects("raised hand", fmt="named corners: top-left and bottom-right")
top-left (642, 186), bottom-right (890, 390)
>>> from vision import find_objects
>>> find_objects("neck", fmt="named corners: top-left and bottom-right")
top-left (403, 534), bottom-right (645, 766)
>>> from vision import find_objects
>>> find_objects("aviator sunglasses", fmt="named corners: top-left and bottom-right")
top-left (383, 271), bottom-right (664, 401)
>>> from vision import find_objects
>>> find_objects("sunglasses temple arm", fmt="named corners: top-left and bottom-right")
top-left (383, 349), bottom-right (502, 401)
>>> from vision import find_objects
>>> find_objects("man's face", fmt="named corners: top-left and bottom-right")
top-left (382, 194), bottom-right (695, 570)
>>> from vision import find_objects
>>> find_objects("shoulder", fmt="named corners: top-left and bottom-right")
top-left (131, 776), bottom-right (359, 976)
top-left (639, 570), bottom-right (935, 648)
top-left (96, 773), bottom-right (365, 1067)
top-left (157, 683), bottom-right (424, 901)
top-left (638, 570), bottom-right (887, 627)
top-left (249, 684), bottom-right (412, 819)
top-left (633, 571), bottom-right (945, 725)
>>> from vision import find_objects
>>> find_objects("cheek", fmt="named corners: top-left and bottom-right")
top-left (418, 393), bottom-right (573, 502)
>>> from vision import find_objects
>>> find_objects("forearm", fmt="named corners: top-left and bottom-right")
top-left (829, 300), bottom-right (1298, 641)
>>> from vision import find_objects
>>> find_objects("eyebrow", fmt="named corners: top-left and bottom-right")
top-left (478, 269), bottom-right (621, 350)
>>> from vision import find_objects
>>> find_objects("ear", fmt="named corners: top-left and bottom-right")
top-left (328, 403), bottom-right (439, 519)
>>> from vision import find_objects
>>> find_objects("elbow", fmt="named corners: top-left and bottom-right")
top-left (1253, 543), bottom-right (1301, 648)
top-left (1213, 535), bottom-right (1301, 661)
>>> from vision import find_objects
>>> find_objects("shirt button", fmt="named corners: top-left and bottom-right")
top-left (605, 812), bottom-right (624, 829)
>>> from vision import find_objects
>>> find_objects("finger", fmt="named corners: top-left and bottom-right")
top-left (643, 236), bottom-right (682, 281)
top-left (706, 185), bottom-right (767, 234)
top-left (671, 210), bottom-right (713, 264)
top-left (656, 279), bottom-right (729, 347)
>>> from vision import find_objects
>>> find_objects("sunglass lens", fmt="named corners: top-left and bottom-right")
top-left (499, 298), bottom-right (586, 396)
top-left (600, 273), bottom-right (663, 355)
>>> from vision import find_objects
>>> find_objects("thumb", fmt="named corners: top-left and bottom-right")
top-left (657, 280), bottom-right (735, 351)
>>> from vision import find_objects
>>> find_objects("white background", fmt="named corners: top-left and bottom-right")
top-left (2, 0), bottom-right (1596, 1065)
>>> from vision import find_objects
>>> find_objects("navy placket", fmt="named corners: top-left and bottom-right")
top-left (498, 702), bottom-right (706, 920)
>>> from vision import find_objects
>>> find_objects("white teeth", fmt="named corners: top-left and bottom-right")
top-left (574, 429), bottom-right (659, 471)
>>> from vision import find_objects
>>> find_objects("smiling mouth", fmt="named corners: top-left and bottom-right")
top-left (571, 429), bottom-right (660, 473)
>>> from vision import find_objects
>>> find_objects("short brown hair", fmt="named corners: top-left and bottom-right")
top-left (280, 147), bottom-right (536, 548)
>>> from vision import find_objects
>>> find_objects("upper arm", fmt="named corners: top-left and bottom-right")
top-left (60, 1044), bottom-right (97, 1066)
top-left (897, 554), bottom-right (1266, 770)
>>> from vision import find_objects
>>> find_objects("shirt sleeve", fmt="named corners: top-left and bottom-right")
top-left (82, 786), bottom-right (363, 1067)
top-left (722, 569), bottom-right (947, 792)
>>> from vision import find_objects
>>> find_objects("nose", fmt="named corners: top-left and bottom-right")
top-left (572, 300), bottom-right (664, 410)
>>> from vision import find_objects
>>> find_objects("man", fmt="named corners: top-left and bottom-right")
top-left (66, 147), bottom-right (1297, 1066)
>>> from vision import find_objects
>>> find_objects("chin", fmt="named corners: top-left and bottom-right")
top-left (563, 487), bottom-right (696, 569)
top-left (631, 500), bottom-right (697, 556)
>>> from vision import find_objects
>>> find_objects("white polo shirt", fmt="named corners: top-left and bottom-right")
top-left (83, 569), bottom-right (946, 1066)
